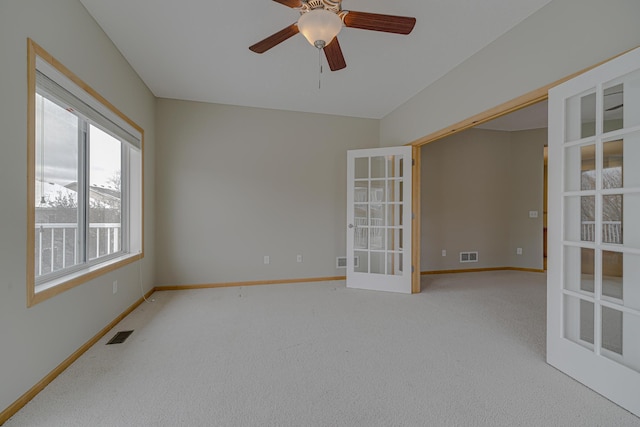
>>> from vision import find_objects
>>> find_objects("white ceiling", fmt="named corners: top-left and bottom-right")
top-left (78, 0), bottom-right (553, 119)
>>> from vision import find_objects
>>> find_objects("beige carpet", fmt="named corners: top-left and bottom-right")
top-left (6, 271), bottom-right (640, 426)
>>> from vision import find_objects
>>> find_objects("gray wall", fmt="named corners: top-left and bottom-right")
top-left (380, 0), bottom-right (640, 147)
top-left (155, 99), bottom-right (379, 286)
top-left (508, 129), bottom-right (547, 268)
top-left (0, 0), bottom-right (155, 413)
top-left (422, 128), bottom-right (546, 271)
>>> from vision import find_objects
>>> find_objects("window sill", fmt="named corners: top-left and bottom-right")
top-left (28, 252), bottom-right (143, 307)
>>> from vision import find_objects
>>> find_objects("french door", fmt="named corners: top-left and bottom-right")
top-left (547, 46), bottom-right (640, 416)
top-left (346, 146), bottom-right (412, 294)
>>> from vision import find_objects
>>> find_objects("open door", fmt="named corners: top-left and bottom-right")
top-left (547, 46), bottom-right (640, 416)
top-left (347, 146), bottom-right (412, 294)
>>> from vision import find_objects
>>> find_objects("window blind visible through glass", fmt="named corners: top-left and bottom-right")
top-left (35, 63), bottom-right (141, 150)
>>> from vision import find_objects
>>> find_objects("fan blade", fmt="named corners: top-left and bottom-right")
top-left (343, 11), bottom-right (416, 35)
top-left (249, 24), bottom-right (299, 53)
top-left (324, 38), bottom-right (346, 71)
top-left (272, 0), bottom-right (302, 8)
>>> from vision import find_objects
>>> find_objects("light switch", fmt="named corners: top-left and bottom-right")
top-left (529, 210), bottom-right (538, 218)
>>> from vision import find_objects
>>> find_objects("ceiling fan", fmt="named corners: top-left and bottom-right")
top-left (249, 0), bottom-right (416, 71)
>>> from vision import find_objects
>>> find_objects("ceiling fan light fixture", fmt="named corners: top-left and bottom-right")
top-left (297, 8), bottom-right (342, 49)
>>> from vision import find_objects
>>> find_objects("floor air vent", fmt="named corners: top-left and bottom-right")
top-left (336, 256), bottom-right (360, 268)
top-left (459, 252), bottom-right (479, 263)
top-left (106, 330), bottom-right (134, 345)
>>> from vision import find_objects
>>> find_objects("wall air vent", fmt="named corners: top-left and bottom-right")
top-left (336, 256), bottom-right (360, 269)
top-left (460, 252), bottom-right (479, 263)
top-left (106, 330), bottom-right (134, 345)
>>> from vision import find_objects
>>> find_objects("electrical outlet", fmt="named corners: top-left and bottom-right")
top-left (296, 254), bottom-right (303, 263)
top-left (113, 280), bottom-right (118, 294)
top-left (516, 248), bottom-right (523, 255)
top-left (263, 255), bottom-right (270, 265)
top-left (441, 250), bottom-right (446, 257)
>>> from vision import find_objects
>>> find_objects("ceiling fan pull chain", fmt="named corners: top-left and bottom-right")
top-left (318, 47), bottom-right (323, 89)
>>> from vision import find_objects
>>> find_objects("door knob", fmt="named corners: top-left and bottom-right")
top-left (348, 224), bottom-right (355, 229)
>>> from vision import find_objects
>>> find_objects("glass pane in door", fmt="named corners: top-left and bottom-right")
top-left (603, 252), bottom-right (640, 311)
top-left (388, 156), bottom-right (403, 178)
top-left (564, 196), bottom-right (596, 242)
top-left (369, 227), bottom-right (384, 251)
top-left (565, 91), bottom-right (596, 141)
top-left (602, 195), bottom-right (622, 244)
top-left (370, 180), bottom-right (385, 202)
top-left (581, 145), bottom-right (596, 191)
top-left (370, 204), bottom-right (385, 224)
top-left (602, 250), bottom-right (623, 300)
top-left (603, 68), bottom-right (640, 131)
top-left (603, 84), bottom-right (624, 133)
top-left (387, 204), bottom-right (402, 227)
top-left (354, 181), bottom-right (369, 250)
top-left (354, 224), bottom-right (368, 250)
top-left (601, 307), bottom-right (640, 374)
top-left (609, 132), bottom-right (640, 189)
top-left (601, 305), bottom-right (623, 354)
top-left (354, 204), bottom-right (368, 225)
top-left (370, 252), bottom-right (385, 274)
top-left (564, 295), bottom-right (594, 350)
top-left (354, 251), bottom-right (368, 273)
top-left (371, 156), bottom-right (386, 178)
top-left (387, 228), bottom-right (402, 251)
top-left (564, 246), bottom-right (594, 293)
top-left (563, 196), bottom-right (581, 241)
top-left (582, 196), bottom-right (596, 242)
top-left (564, 144), bottom-right (595, 191)
top-left (387, 252), bottom-right (403, 276)
top-left (603, 139), bottom-right (623, 189)
top-left (354, 181), bottom-right (369, 203)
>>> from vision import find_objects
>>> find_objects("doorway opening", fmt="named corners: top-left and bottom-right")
top-left (419, 100), bottom-right (548, 276)
top-left (407, 47), bottom-right (631, 293)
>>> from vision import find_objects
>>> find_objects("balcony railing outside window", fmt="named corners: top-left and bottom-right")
top-left (35, 223), bottom-right (121, 277)
top-left (581, 221), bottom-right (622, 244)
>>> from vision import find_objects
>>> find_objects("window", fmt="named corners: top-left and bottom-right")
top-left (27, 39), bottom-right (143, 306)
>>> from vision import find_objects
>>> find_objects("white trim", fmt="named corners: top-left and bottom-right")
top-left (35, 252), bottom-right (139, 294)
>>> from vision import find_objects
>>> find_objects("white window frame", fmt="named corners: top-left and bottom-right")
top-left (27, 39), bottom-right (144, 306)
